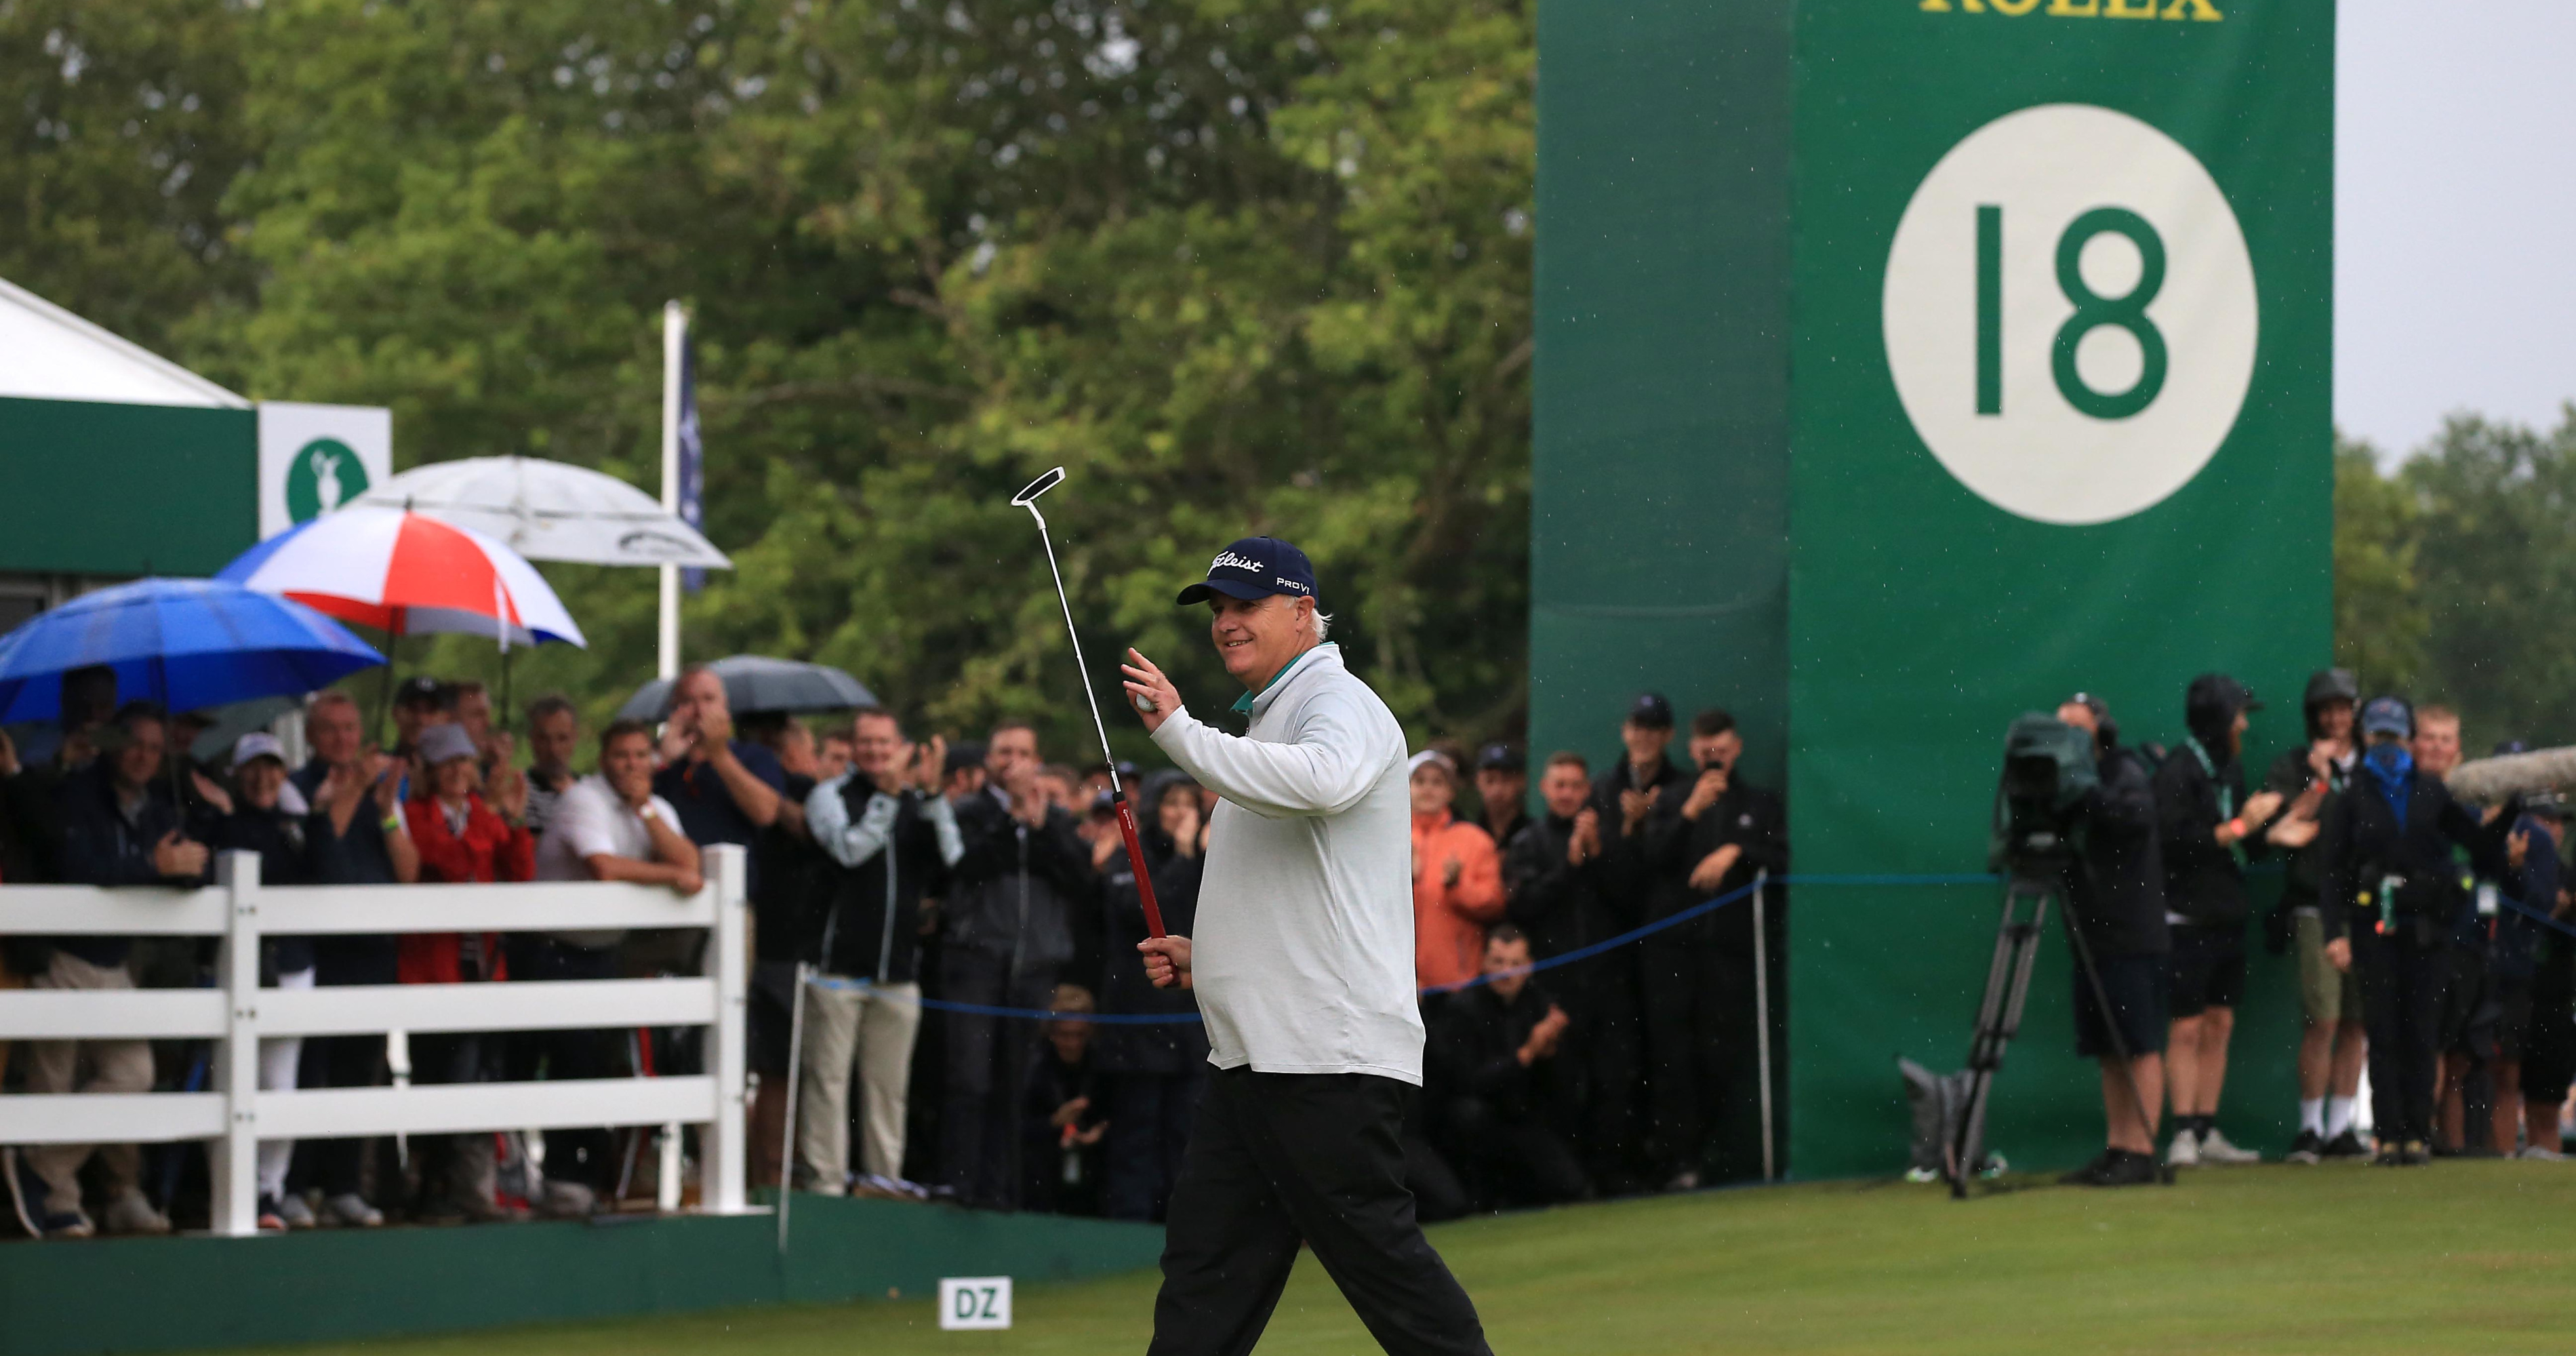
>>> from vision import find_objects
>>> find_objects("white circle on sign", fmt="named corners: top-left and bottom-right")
top-left (1882, 103), bottom-right (2259, 525)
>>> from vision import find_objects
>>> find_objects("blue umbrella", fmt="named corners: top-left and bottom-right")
top-left (0, 577), bottom-right (385, 723)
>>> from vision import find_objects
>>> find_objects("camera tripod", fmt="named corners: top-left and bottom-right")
top-left (1947, 869), bottom-right (2171, 1197)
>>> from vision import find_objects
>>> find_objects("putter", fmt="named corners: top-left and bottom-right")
top-left (1009, 466), bottom-right (1168, 938)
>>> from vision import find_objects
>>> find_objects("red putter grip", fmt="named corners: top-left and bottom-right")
top-left (1114, 792), bottom-right (1167, 938)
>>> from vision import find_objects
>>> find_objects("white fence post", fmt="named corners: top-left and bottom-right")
top-left (211, 851), bottom-right (263, 1237)
top-left (700, 843), bottom-right (749, 1214)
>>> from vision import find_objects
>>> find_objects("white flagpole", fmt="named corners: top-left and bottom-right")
top-left (658, 301), bottom-right (685, 681)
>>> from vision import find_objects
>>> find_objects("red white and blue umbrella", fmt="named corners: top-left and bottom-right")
top-left (218, 505), bottom-right (585, 648)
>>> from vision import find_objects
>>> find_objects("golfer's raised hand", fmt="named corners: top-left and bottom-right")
top-left (1140, 934), bottom-right (1192, 989)
top-left (1121, 649), bottom-right (1181, 734)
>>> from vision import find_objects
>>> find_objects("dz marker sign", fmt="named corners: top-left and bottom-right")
top-left (1882, 103), bottom-right (2259, 525)
top-left (938, 1276), bottom-right (1011, 1331)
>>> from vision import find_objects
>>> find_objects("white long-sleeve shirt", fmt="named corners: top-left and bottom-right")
top-left (1148, 642), bottom-right (1423, 1083)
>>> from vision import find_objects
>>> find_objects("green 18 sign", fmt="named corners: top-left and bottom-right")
top-left (1884, 104), bottom-right (2258, 525)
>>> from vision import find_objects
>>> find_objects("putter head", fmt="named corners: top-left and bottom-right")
top-left (1010, 466), bottom-right (1066, 508)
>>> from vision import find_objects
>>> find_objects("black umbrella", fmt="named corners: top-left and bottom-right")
top-left (618, 654), bottom-right (877, 720)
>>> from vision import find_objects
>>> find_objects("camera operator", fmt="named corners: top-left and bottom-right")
top-left (2154, 675), bottom-right (2283, 1167)
top-left (2052, 696), bottom-right (2171, 1188)
top-left (2320, 696), bottom-right (2512, 1165)
top-left (2259, 669), bottom-right (2364, 1162)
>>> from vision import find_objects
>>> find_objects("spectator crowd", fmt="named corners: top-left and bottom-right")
top-left (2047, 671), bottom-right (2576, 1186)
top-left (1, 656), bottom-right (2571, 1237)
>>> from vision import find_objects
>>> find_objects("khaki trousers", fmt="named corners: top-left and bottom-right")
top-left (795, 978), bottom-right (922, 1189)
top-left (23, 951), bottom-right (155, 1214)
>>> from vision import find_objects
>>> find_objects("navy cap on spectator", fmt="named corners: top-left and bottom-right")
top-left (1476, 742), bottom-right (1523, 774)
top-left (944, 741), bottom-right (986, 776)
top-left (1176, 537), bottom-right (1318, 606)
top-left (1627, 692), bottom-right (1674, 729)
top-left (395, 675), bottom-right (449, 710)
top-left (2359, 696), bottom-right (2413, 740)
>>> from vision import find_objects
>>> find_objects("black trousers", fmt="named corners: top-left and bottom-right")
top-left (500, 940), bottom-right (624, 1192)
top-left (1552, 952), bottom-right (1644, 1186)
top-left (1151, 1067), bottom-right (1491, 1356)
top-left (1638, 941), bottom-right (1758, 1179)
top-left (1103, 1067), bottom-right (1203, 1222)
top-left (938, 949), bottom-right (1053, 1210)
top-left (1440, 1096), bottom-right (1588, 1209)
top-left (2356, 928), bottom-right (2448, 1144)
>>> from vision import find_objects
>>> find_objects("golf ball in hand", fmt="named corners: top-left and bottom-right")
top-left (1134, 694), bottom-right (1159, 714)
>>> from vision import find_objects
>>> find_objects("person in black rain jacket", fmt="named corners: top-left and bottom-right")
top-left (1504, 750), bottom-right (1640, 1189)
top-left (1093, 771), bottom-right (1209, 1221)
top-left (939, 721), bottom-right (1098, 1209)
top-left (2153, 674), bottom-right (2283, 1167)
top-left (1427, 925), bottom-right (1589, 1208)
top-left (2321, 696), bottom-right (2511, 1164)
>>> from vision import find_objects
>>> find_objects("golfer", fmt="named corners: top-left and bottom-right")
top-left (1121, 538), bottom-right (1491, 1356)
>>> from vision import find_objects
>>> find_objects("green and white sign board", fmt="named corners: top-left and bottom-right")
top-left (258, 402), bottom-right (391, 538)
top-left (1533, 1), bottom-right (2332, 1178)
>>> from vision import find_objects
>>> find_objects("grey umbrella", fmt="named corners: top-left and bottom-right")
top-left (618, 654), bottom-right (877, 720)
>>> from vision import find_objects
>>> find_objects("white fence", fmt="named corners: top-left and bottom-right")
top-left (0, 843), bottom-right (751, 1236)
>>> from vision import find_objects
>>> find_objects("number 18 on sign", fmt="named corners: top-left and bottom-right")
top-left (1882, 102), bottom-right (2259, 527)
top-left (938, 1276), bottom-right (1013, 1331)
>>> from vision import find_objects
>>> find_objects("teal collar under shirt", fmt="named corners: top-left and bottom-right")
top-left (1230, 642), bottom-right (1336, 715)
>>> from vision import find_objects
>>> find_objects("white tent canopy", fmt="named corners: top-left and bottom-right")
top-left (0, 276), bottom-right (246, 410)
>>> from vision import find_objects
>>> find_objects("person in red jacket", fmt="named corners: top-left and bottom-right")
top-left (401, 722), bottom-right (534, 1222)
top-left (1411, 750), bottom-right (1506, 992)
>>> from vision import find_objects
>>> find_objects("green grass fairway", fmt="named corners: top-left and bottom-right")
top-left (249, 1163), bottom-right (2576, 1355)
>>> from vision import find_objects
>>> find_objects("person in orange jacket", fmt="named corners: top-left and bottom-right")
top-left (400, 722), bottom-right (534, 1222)
top-left (1410, 750), bottom-right (1506, 991)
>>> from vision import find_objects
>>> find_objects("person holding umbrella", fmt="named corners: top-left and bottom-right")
top-left (7, 702), bottom-right (199, 1238)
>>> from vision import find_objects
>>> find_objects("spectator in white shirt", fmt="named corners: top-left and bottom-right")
top-left (509, 718), bottom-right (698, 1216)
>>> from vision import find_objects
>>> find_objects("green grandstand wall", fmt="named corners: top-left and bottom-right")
top-left (0, 1197), bottom-right (1165, 1356)
top-left (1533, 0), bottom-right (2335, 1180)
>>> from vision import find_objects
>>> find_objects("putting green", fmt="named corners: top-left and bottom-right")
top-left (249, 1163), bottom-right (2576, 1354)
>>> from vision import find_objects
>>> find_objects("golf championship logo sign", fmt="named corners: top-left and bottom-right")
top-left (257, 401), bottom-right (393, 539)
top-left (1881, 104), bottom-right (2259, 525)
top-left (284, 437), bottom-right (369, 524)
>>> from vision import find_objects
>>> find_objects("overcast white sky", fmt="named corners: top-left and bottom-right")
top-left (2338, 2), bottom-right (2576, 458)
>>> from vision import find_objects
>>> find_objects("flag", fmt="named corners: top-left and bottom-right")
top-left (678, 334), bottom-right (706, 593)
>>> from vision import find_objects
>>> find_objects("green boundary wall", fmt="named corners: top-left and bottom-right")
top-left (0, 397), bottom-right (258, 576)
top-left (1534, 0), bottom-right (2335, 1180)
top-left (0, 1197), bottom-right (1165, 1356)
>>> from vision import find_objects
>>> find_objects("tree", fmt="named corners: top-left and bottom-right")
top-left (2331, 433), bottom-right (2426, 696)
top-left (2400, 407), bottom-right (2576, 749)
top-left (0, 0), bottom-right (253, 353)
top-left (198, 0), bottom-right (1537, 758)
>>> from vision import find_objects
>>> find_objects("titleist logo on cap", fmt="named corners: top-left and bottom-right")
top-left (1210, 550), bottom-right (1264, 572)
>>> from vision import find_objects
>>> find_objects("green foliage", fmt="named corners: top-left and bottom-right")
top-left (2329, 432), bottom-right (2426, 695)
top-left (2335, 410), bottom-right (2576, 749)
top-left (0, 0), bottom-right (253, 352)
top-left (96, 0), bottom-right (1533, 761)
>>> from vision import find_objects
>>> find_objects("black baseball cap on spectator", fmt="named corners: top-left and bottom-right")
top-left (395, 676), bottom-right (449, 710)
top-left (2304, 669), bottom-right (2359, 709)
top-left (1177, 536), bottom-right (1318, 605)
top-left (1627, 692), bottom-right (1674, 729)
top-left (1476, 742), bottom-right (1524, 773)
top-left (1089, 789), bottom-right (1118, 818)
top-left (945, 741), bottom-right (986, 776)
